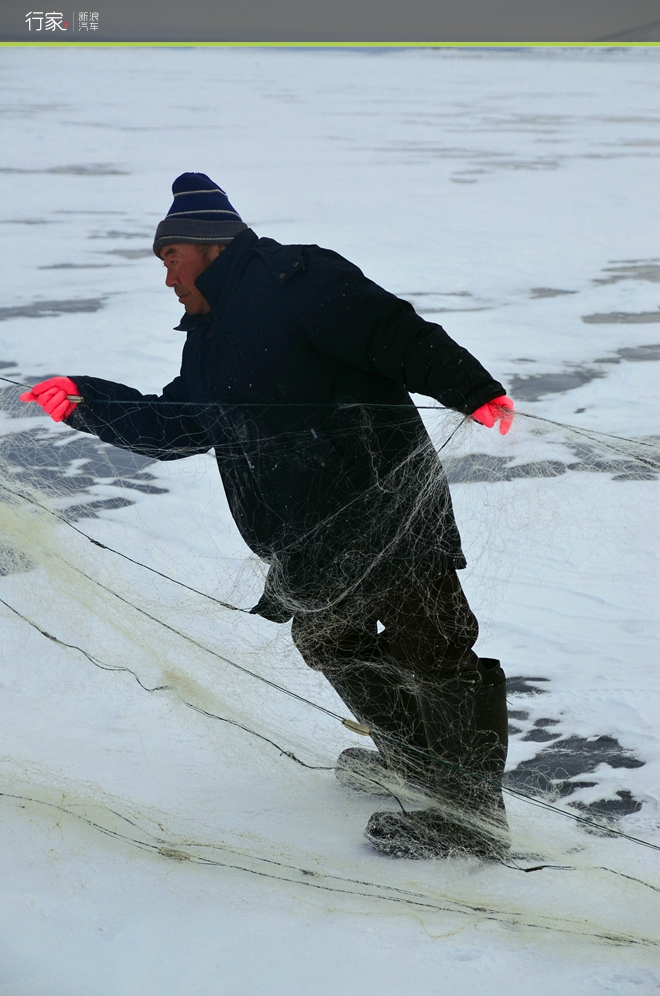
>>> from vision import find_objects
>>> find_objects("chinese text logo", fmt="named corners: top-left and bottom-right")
top-left (25, 11), bottom-right (100, 31)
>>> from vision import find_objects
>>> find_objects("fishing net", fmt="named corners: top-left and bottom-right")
top-left (0, 376), bottom-right (658, 946)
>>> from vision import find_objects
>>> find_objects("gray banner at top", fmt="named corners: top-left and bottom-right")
top-left (4, 0), bottom-right (660, 43)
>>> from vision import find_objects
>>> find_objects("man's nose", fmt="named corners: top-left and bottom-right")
top-left (165, 269), bottom-right (177, 288)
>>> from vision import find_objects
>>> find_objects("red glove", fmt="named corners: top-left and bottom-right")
top-left (471, 395), bottom-right (514, 436)
top-left (20, 376), bottom-right (81, 422)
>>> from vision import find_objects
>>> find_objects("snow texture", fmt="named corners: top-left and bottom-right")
top-left (0, 46), bottom-right (659, 994)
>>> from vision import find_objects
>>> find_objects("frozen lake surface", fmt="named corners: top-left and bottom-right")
top-left (0, 45), bottom-right (659, 994)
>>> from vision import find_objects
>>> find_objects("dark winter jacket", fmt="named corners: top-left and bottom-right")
top-left (67, 228), bottom-right (504, 610)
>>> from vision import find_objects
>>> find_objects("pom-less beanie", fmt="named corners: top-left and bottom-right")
top-left (153, 172), bottom-right (247, 255)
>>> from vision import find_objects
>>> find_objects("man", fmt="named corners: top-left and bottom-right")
top-left (22, 172), bottom-right (514, 859)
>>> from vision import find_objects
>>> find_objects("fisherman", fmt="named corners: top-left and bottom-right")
top-left (22, 172), bottom-right (515, 859)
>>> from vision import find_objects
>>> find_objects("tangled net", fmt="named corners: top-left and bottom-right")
top-left (0, 376), bottom-right (658, 945)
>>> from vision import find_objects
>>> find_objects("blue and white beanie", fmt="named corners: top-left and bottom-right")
top-left (153, 172), bottom-right (247, 255)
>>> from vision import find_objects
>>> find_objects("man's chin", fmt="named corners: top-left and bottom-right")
top-left (176, 293), bottom-right (210, 315)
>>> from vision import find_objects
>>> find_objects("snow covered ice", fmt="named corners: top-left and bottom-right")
top-left (0, 45), bottom-right (659, 993)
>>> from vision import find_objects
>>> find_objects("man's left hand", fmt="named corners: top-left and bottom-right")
top-left (20, 376), bottom-right (81, 422)
top-left (471, 395), bottom-right (514, 436)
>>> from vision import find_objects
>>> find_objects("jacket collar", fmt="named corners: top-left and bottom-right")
top-left (173, 311), bottom-right (214, 333)
top-left (193, 227), bottom-right (259, 318)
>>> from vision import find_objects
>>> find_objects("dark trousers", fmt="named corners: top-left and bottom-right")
top-left (291, 570), bottom-right (480, 681)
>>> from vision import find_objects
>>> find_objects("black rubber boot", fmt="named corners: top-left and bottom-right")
top-left (324, 656), bottom-right (430, 795)
top-left (290, 616), bottom-right (429, 796)
top-left (335, 747), bottom-right (391, 795)
top-left (365, 659), bottom-right (510, 860)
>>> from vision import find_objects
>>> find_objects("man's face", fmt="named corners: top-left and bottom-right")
top-left (161, 243), bottom-right (222, 314)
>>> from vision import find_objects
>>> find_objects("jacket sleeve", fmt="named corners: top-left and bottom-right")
top-left (299, 250), bottom-right (505, 414)
top-left (65, 374), bottom-right (211, 460)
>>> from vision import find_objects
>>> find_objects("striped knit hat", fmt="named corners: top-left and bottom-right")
top-left (153, 172), bottom-right (247, 255)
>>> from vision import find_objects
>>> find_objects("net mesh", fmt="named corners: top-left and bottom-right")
top-left (0, 381), bottom-right (659, 945)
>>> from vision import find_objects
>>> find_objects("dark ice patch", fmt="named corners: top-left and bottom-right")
top-left (0, 543), bottom-right (34, 576)
top-left (593, 260), bottom-right (660, 285)
top-left (615, 342), bottom-right (660, 361)
top-left (0, 298), bottom-right (105, 322)
top-left (54, 211), bottom-right (125, 215)
top-left (0, 103), bottom-right (62, 117)
top-left (1, 427), bottom-right (164, 490)
top-left (0, 426), bottom-right (167, 539)
top-left (442, 440), bottom-right (657, 486)
top-left (416, 307), bottom-right (492, 314)
top-left (583, 310), bottom-right (660, 325)
top-left (368, 143), bottom-right (562, 182)
top-left (0, 164), bottom-right (129, 176)
top-left (505, 732), bottom-right (645, 820)
top-left (0, 381), bottom-right (54, 418)
top-left (403, 291), bottom-right (473, 298)
top-left (522, 718), bottom-right (562, 743)
top-left (522, 727), bottom-right (562, 742)
top-left (530, 287), bottom-right (577, 298)
top-left (60, 497), bottom-right (137, 520)
top-left (39, 263), bottom-right (113, 270)
top-left (509, 367), bottom-right (605, 401)
top-left (510, 343), bottom-right (660, 402)
top-left (90, 230), bottom-right (152, 240)
top-left (570, 791), bottom-right (642, 822)
top-left (404, 290), bottom-right (490, 314)
top-left (443, 453), bottom-right (568, 483)
top-left (508, 733), bottom-right (645, 782)
top-left (506, 676), bottom-right (550, 696)
top-left (103, 248), bottom-right (153, 260)
top-left (565, 440), bottom-right (660, 481)
top-left (0, 219), bottom-right (60, 226)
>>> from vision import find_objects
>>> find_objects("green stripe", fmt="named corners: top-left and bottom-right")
top-left (1, 41), bottom-right (658, 47)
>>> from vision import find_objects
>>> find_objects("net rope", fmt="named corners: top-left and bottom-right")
top-left (0, 373), bottom-right (658, 942)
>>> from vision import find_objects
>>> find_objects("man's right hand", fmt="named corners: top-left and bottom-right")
top-left (471, 395), bottom-right (514, 436)
top-left (20, 376), bottom-right (82, 422)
